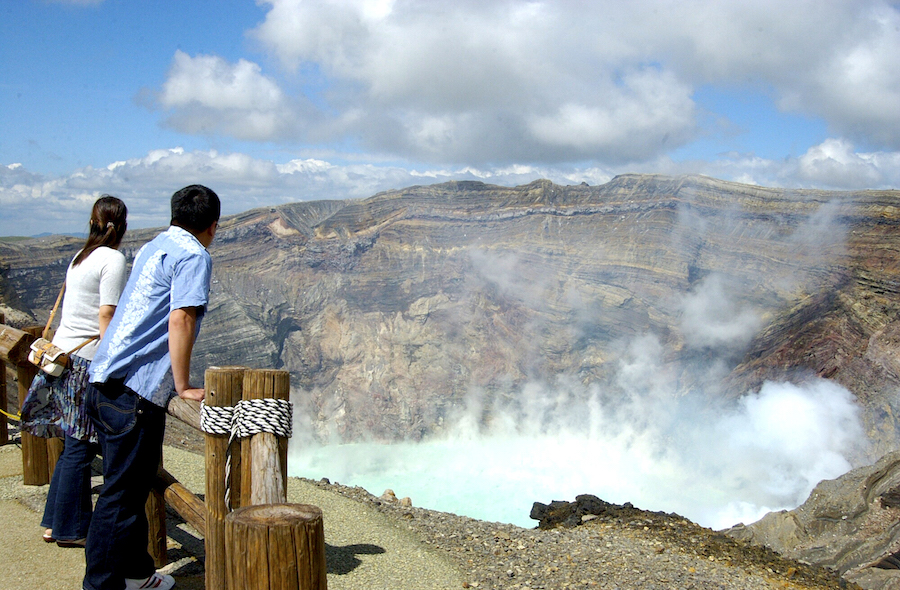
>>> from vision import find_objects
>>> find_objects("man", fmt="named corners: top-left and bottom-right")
top-left (83, 185), bottom-right (220, 590)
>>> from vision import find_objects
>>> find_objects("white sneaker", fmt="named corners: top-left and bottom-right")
top-left (124, 572), bottom-right (175, 589)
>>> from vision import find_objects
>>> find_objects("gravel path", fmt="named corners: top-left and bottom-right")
top-left (1, 439), bottom-right (859, 590)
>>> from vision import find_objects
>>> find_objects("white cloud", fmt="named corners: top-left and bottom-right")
top-left (157, 51), bottom-right (309, 141)
top-left (188, 0), bottom-right (899, 166)
top-left (161, 52), bottom-right (285, 112)
top-left (3, 138), bottom-right (899, 237)
top-left (668, 138), bottom-right (900, 190)
top-left (796, 138), bottom-right (899, 189)
top-left (0, 148), bottom-right (597, 236)
top-left (526, 69), bottom-right (696, 161)
top-left (780, 4), bottom-right (900, 146)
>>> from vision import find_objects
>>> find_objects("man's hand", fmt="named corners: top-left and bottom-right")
top-left (178, 387), bottom-right (205, 401)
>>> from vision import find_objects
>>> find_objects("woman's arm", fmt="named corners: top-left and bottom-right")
top-left (98, 304), bottom-right (116, 338)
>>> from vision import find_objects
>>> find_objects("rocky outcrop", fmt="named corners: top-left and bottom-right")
top-left (3, 174), bottom-right (900, 453)
top-left (524, 492), bottom-right (856, 589)
top-left (728, 450), bottom-right (900, 589)
top-left (531, 494), bottom-right (625, 529)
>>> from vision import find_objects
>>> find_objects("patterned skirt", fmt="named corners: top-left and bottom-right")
top-left (21, 355), bottom-right (97, 442)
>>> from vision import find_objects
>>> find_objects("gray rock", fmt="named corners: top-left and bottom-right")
top-left (727, 450), bottom-right (900, 589)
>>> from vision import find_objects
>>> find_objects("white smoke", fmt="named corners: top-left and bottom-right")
top-left (290, 361), bottom-right (867, 530)
top-left (678, 274), bottom-right (763, 351)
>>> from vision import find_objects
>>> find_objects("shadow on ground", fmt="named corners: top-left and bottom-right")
top-left (326, 543), bottom-right (387, 575)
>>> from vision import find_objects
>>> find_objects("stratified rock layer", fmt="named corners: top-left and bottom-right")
top-left (3, 174), bottom-right (900, 452)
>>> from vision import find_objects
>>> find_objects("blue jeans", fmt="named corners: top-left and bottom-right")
top-left (41, 434), bottom-right (97, 541)
top-left (83, 382), bottom-right (166, 590)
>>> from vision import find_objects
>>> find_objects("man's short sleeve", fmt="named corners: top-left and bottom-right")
top-left (170, 252), bottom-right (212, 312)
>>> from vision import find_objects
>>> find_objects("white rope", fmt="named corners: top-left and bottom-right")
top-left (201, 398), bottom-right (293, 439)
top-left (200, 398), bottom-right (293, 509)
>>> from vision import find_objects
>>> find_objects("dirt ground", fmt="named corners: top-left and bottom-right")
top-left (0, 441), bottom-right (206, 590)
top-left (0, 424), bottom-right (463, 590)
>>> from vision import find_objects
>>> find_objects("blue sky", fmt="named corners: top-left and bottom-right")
top-left (2, 0), bottom-right (899, 236)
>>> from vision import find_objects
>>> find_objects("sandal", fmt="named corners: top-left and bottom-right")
top-left (42, 529), bottom-right (55, 543)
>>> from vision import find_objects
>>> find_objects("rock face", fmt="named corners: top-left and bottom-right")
top-left (728, 450), bottom-right (900, 589)
top-left (3, 174), bottom-right (900, 453)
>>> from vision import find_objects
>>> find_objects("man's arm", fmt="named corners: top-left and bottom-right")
top-left (169, 306), bottom-right (205, 401)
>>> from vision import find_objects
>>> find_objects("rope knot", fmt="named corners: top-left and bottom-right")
top-left (199, 397), bottom-right (293, 511)
top-left (200, 398), bottom-right (293, 439)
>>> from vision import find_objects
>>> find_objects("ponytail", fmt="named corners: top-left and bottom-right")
top-left (72, 195), bottom-right (128, 267)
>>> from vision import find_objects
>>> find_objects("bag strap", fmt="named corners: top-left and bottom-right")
top-left (43, 282), bottom-right (66, 340)
top-left (42, 272), bottom-right (99, 357)
top-left (66, 335), bottom-right (99, 356)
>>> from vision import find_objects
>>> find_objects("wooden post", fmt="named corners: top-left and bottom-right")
top-left (17, 325), bottom-right (50, 485)
top-left (205, 366), bottom-right (246, 590)
top-left (0, 323), bottom-right (48, 472)
top-left (17, 361), bottom-right (49, 485)
top-left (239, 411), bottom-right (251, 507)
top-left (0, 323), bottom-right (34, 364)
top-left (243, 369), bottom-right (290, 505)
top-left (147, 476), bottom-right (167, 568)
top-left (225, 504), bottom-right (327, 590)
top-left (0, 314), bottom-right (7, 445)
top-left (1, 321), bottom-right (34, 447)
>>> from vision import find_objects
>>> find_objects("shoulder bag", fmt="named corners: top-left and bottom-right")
top-left (27, 282), bottom-right (98, 376)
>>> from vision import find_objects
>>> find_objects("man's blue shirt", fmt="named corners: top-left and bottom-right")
top-left (89, 226), bottom-right (212, 407)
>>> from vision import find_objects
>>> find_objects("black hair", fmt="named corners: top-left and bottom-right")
top-left (170, 184), bottom-right (221, 233)
top-left (73, 195), bottom-right (128, 267)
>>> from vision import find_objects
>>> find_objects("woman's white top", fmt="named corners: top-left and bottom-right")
top-left (52, 246), bottom-right (127, 360)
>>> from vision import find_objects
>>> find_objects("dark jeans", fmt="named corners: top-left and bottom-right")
top-left (82, 381), bottom-right (166, 590)
top-left (41, 434), bottom-right (97, 541)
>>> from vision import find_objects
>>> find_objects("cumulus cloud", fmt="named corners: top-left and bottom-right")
top-left (526, 69), bottom-right (696, 161)
top-left (667, 138), bottom-right (900, 190)
top-left (1, 149), bottom-right (355, 235)
top-left (157, 51), bottom-right (310, 141)
top-left (779, 4), bottom-right (900, 147)
top-left (143, 0), bottom-right (900, 167)
top-left (22, 0), bottom-right (900, 201)
top-left (796, 138), bottom-right (900, 188)
top-left (241, 0), bottom-right (708, 163)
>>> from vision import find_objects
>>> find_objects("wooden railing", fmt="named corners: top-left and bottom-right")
top-left (1, 320), bottom-right (326, 590)
top-left (0, 319), bottom-right (62, 483)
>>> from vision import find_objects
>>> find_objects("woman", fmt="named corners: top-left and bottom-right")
top-left (22, 195), bottom-right (128, 547)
